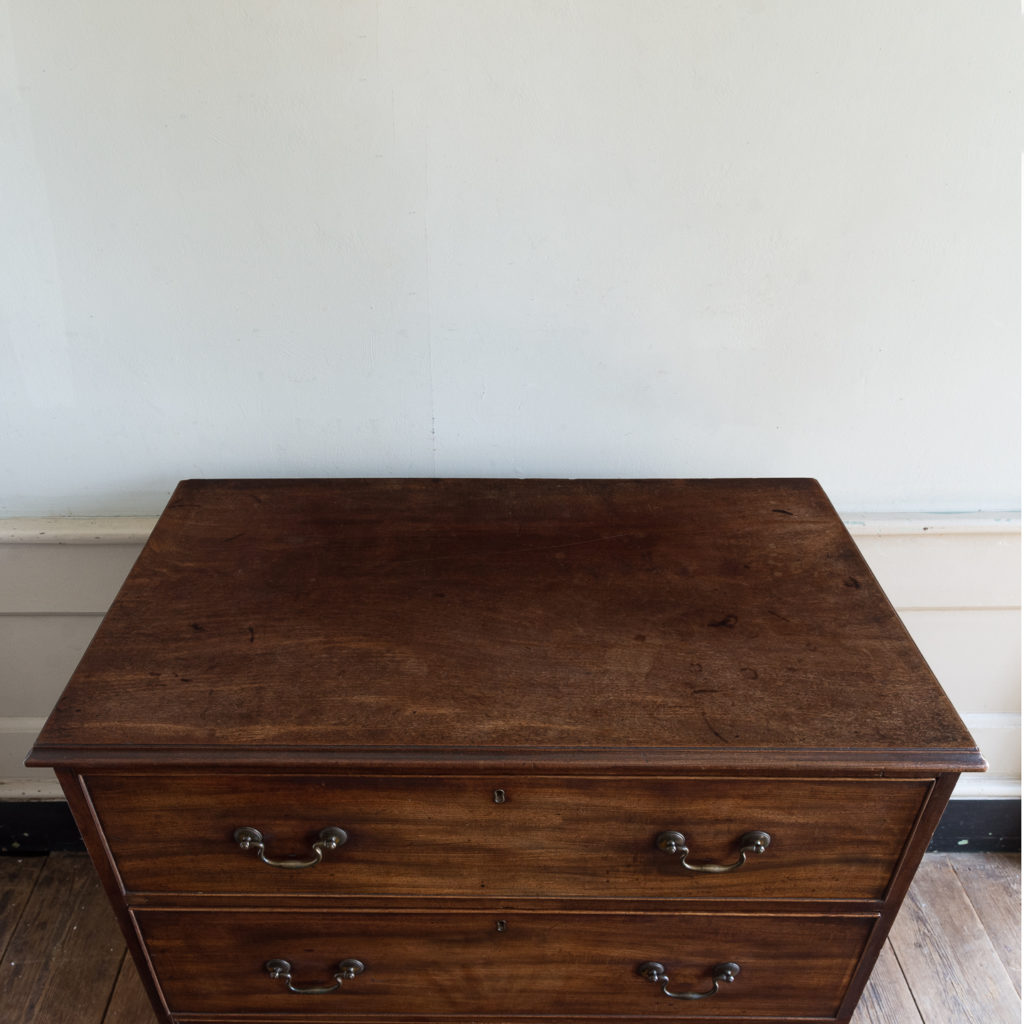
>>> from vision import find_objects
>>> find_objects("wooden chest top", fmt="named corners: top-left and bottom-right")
top-left (29, 478), bottom-right (983, 774)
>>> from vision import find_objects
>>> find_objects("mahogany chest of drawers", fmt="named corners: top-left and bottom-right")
top-left (28, 478), bottom-right (984, 1023)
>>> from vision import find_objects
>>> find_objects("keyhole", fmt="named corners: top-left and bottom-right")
top-left (493, 789), bottom-right (506, 804)
top-left (496, 920), bottom-right (507, 932)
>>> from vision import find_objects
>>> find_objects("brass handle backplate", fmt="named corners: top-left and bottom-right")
top-left (265, 957), bottom-right (364, 994)
top-left (656, 830), bottom-right (771, 873)
top-left (638, 960), bottom-right (740, 1000)
top-left (234, 826), bottom-right (348, 869)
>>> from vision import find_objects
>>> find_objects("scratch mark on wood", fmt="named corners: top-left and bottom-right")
top-left (701, 712), bottom-right (728, 744)
top-left (708, 614), bottom-right (738, 628)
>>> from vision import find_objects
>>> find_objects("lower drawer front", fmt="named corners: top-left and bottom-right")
top-left (137, 909), bottom-right (874, 1019)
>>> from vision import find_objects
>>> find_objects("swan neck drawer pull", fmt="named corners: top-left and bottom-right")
top-left (656, 830), bottom-right (771, 873)
top-left (264, 958), bottom-right (365, 994)
top-left (638, 960), bottom-right (740, 1000)
top-left (233, 826), bottom-right (348, 869)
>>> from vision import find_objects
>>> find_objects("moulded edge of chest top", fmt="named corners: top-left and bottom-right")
top-left (25, 742), bottom-right (986, 778)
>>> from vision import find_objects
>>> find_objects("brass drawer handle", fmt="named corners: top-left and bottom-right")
top-left (233, 826), bottom-right (348, 869)
top-left (265, 958), bottom-right (364, 994)
top-left (638, 960), bottom-right (740, 1000)
top-left (656, 829), bottom-right (770, 873)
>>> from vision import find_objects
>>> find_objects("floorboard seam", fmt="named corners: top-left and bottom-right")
top-left (98, 950), bottom-right (129, 1024)
top-left (886, 935), bottom-right (928, 1024)
top-left (1, 857), bottom-right (47, 965)
top-left (948, 853), bottom-right (1022, 998)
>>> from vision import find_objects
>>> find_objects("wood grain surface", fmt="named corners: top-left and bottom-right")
top-left (87, 772), bottom-right (928, 901)
top-left (5, 853), bottom-right (1016, 1024)
top-left (137, 907), bottom-right (873, 1018)
top-left (887, 856), bottom-right (1020, 1024)
top-left (29, 478), bottom-right (983, 772)
top-left (849, 939), bottom-right (924, 1023)
top-left (19, 480), bottom-right (989, 1024)
top-left (948, 850), bottom-right (1021, 994)
top-left (0, 853), bottom-right (124, 1024)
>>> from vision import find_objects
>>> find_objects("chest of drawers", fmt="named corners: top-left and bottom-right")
top-left (28, 478), bottom-right (984, 1023)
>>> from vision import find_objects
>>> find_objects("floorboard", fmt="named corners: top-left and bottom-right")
top-left (0, 853), bottom-right (125, 1024)
top-left (850, 939), bottom-right (924, 1024)
top-left (0, 857), bottom-right (44, 955)
top-left (888, 854), bottom-right (1020, 1024)
top-left (949, 852), bottom-right (1021, 995)
top-left (103, 953), bottom-right (157, 1024)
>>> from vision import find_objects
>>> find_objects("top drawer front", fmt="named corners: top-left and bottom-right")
top-left (85, 774), bottom-right (928, 900)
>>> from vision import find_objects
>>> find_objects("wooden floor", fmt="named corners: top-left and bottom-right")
top-left (0, 852), bottom-right (1018, 1022)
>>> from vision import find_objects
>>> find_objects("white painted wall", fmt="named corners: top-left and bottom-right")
top-left (1, 1), bottom-right (1020, 516)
